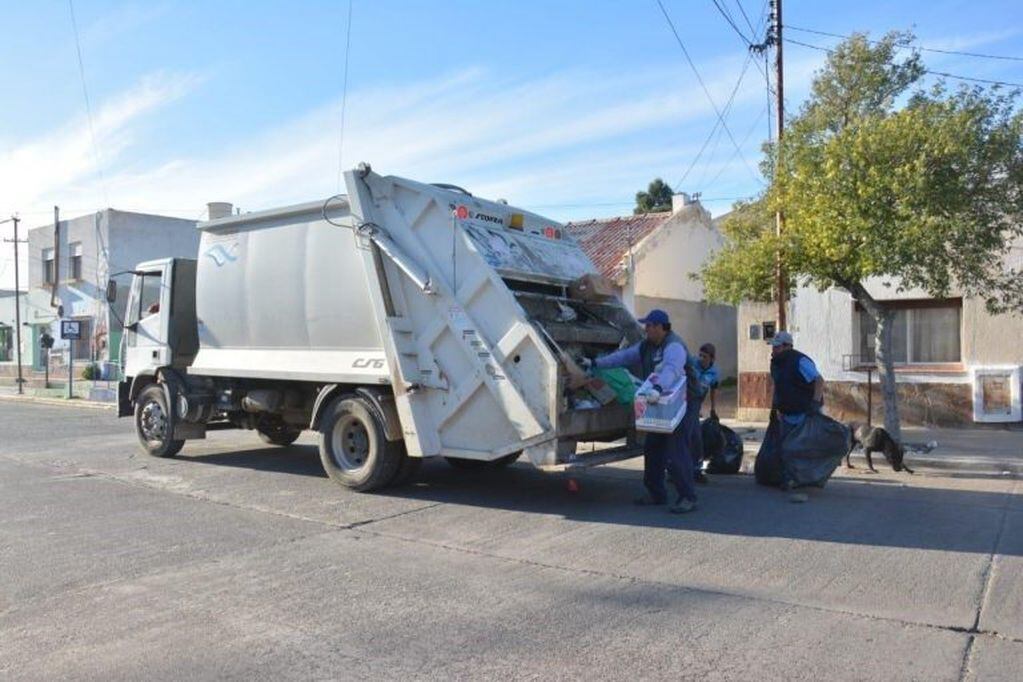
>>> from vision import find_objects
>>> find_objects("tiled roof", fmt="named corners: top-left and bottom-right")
top-left (564, 212), bottom-right (671, 282)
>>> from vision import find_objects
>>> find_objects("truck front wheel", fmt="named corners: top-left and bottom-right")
top-left (318, 396), bottom-right (401, 492)
top-left (135, 384), bottom-right (185, 458)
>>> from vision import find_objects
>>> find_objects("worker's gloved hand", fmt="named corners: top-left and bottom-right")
top-left (645, 388), bottom-right (661, 405)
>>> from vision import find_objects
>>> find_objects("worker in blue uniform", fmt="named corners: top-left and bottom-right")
top-left (584, 309), bottom-right (699, 514)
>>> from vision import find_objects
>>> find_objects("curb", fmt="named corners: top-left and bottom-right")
top-left (0, 394), bottom-right (115, 411)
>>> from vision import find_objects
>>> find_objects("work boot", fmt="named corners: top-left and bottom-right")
top-left (669, 497), bottom-right (697, 514)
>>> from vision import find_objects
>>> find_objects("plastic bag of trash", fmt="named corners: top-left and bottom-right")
top-left (705, 419), bottom-right (744, 475)
top-left (593, 368), bottom-right (637, 405)
top-left (755, 420), bottom-right (785, 486)
top-left (780, 413), bottom-right (851, 487)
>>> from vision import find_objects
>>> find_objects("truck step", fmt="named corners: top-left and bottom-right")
top-left (540, 443), bottom-right (644, 472)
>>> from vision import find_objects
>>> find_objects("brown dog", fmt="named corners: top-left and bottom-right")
top-left (845, 423), bottom-right (914, 474)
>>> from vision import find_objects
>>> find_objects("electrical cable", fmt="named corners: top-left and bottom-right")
top-left (676, 51), bottom-right (755, 190)
top-left (67, 0), bottom-right (109, 207)
top-left (655, 0), bottom-right (763, 184)
top-left (786, 37), bottom-right (1023, 88)
top-left (335, 0), bottom-right (354, 193)
top-left (710, 0), bottom-right (753, 45)
top-left (789, 25), bottom-right (1023, 62)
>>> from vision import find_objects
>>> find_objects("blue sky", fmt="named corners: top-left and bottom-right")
top-left (1, 0), bottom-right (1022, 288)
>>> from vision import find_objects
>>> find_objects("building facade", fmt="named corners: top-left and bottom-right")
top-left (565, 194), bottom-right (738, 379)
top-left (22, 209), bottom-right (199, 378)
top-left (737, 268), bottom-right (1023, 426)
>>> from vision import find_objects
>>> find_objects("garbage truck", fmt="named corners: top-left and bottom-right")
top-left (113, 164), bottom-right (645, 491)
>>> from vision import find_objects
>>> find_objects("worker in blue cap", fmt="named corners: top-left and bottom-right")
top-left (583, 309), bottom-right (699, 513)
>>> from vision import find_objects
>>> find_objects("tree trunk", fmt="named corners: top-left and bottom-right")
top-left (846, 282), bottom-right (902, 442)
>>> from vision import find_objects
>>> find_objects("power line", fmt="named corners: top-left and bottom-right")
top-left (786, 37), bottom-right (1023, 88)
top-left (733, 0), bottom-right (759, 37)
top-left (789, 25), bottom-right (1023, 62)
top-left (711, 0), bottom-right (753, 45)
top-left (67, 0), bottom-right (108, 208)
top-left (676, 52), bottom-right (755, 190)
top-left (335, 0), bottom-right (354, 193)
top-left (706, 104), bottom-right (769, 187)
top-left (655, 0), bottom-right (763, 184)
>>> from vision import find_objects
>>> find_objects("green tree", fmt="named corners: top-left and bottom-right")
top-left (634, 178), bottom-right (675, 213)
top-left (701, 31), bottom-right (1023, 440)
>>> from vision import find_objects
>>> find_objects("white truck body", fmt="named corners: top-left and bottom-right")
top-left (120, 165), bottom-right (642, 487)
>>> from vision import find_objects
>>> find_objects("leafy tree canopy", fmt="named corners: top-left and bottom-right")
top-left (635, 178), bottom-right (675, 214)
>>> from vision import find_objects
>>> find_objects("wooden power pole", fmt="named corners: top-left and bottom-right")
top-left (773, 0), bottom-right (787, 331)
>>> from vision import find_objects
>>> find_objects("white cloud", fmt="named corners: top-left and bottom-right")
top-left (0, 70), bottom-right (204, 216)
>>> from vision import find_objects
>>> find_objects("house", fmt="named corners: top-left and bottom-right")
top-left (23, 209), bottom-right (200, 378)
top-left (565, 194), bottom-right (738, 379)
top-left (736, 241), bottom-right (1023, 425)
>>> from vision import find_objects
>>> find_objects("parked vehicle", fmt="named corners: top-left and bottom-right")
top-left (113, 164), bottom-right (643, 491)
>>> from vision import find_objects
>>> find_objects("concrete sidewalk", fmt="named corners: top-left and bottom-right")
top-left (723, 418), bottom-right (1023, 475)
top-left (0, 385), bottom-right (116, 409)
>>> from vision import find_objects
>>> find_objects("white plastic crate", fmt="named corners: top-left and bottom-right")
top-left (633, 375), bottom-right (687, 433)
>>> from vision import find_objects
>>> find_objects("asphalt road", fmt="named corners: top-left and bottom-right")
top-left (0, 400), bottom-right (1020, 681)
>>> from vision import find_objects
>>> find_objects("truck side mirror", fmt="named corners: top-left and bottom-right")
top-left (105, 279), bottom-right (117, 304)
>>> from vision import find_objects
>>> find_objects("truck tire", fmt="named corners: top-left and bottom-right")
top-left (135, 384), bottom-right (185, 458)
top-left (258, 425), bottom-right (302, 446)
top-left (318, 395), bottom-right (401, 492)
top-left (444, 452), bottom-right (521, 470)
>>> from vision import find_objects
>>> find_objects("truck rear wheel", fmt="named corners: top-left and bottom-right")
top-left (444, 452), bottom-right (521, 470)
top-left (135, 384), bottom-right (185, 458)
top-left (318, 396), bottom-right (401, 492)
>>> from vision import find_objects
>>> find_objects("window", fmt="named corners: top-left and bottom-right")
top-left (69, 242), bottom-right (83, 281)
top-left (138, 272), bottom-right (163, 320)
top-left (857, 300), bottom-right (961, 365)
top-left (43, 248), bottom-right (55, 285)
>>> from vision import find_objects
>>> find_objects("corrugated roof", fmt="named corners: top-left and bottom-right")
top-left (564, 212), bottom-right (671, 282)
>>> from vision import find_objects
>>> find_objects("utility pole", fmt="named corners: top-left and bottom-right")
top-left (2, 216), bottom-right (26, 394)
top-left (772, 0), bottom-right (787, 331)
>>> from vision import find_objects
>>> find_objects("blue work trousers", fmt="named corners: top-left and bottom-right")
top-left (643, 403), bottom-right (699, 503)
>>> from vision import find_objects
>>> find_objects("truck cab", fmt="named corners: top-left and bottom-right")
top-left (117, 258), bottom-right (199, 414)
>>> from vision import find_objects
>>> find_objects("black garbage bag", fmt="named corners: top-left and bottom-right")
top-left (755, 418), bottom-right (785, 486)
top-left (700, 412), bottom-right (726, 461)
top-left (780, 413), bottom-right (851, 488)
top-left (701, 411), bottom-right (744, 474)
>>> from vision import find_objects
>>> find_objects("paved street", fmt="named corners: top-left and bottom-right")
top-left (0, 400), bottom-right (1020, 680)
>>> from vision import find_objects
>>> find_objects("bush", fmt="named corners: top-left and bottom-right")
top-left (81, 363), bottom-right (99, 380)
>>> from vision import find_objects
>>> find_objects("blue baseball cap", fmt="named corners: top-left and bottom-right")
top-left (638, 309), bottom-right (670, 326)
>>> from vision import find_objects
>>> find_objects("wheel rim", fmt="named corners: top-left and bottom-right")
top-left (140, 399), bottom-right (168, 443)
top-left (330, 414), bottom-right (371, 472)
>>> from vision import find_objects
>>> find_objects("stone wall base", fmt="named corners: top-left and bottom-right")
top-left (738, 371), bottom-right (978, 427)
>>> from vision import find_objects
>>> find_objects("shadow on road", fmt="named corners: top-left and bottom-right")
top-left (182, 444), bottom-right (1018, 557)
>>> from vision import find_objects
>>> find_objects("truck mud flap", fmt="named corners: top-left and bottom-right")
top-left (117, 381), bottom-right (132, 418)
